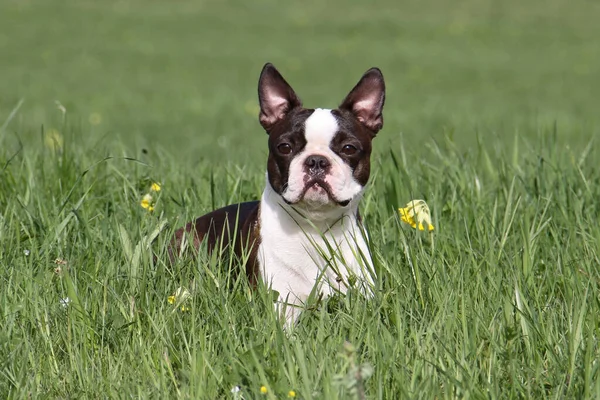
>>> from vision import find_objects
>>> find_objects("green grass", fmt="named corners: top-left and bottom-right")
top-left (2, 0), bottom-right (600, 161)
top-left (1, 0), bottom-right (600, 398)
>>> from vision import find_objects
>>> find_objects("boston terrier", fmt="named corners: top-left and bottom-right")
top-left (170, 63), bottom-right (385, 322)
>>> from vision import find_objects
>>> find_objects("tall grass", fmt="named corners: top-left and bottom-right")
top-left (1, 120), bottom-right (598, 398)
top-left (2, 0), bottom-right (600, 396)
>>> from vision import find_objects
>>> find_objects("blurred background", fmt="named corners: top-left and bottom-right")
top-left (1, 0), bottom-right (599, 166)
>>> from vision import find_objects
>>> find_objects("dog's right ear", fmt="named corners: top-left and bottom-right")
top-left (258, 63), bottom-right (302, 131)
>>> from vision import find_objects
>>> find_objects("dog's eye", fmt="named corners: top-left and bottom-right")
top-left (278, 143), bottom-right (292, 155)
top-left (341, 144), bottom-right (358, 156)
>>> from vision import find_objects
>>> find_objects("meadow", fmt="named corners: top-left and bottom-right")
top-left (1, 0), bottom-right (600, 398)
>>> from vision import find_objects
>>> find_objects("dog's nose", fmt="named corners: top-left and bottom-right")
top-left (304, 155), bottom-right (331, 173)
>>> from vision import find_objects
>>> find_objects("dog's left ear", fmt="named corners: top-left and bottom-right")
top-left (339, 68), bottom-right (385, 134)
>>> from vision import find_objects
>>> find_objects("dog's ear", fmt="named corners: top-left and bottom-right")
top-left (339, 68), bottom-right (385, 134)
top-left (258, 63), bottom-right (302, 131)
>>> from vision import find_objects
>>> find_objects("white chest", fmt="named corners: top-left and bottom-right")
top-left (257, 187), bottom-right (375, 317)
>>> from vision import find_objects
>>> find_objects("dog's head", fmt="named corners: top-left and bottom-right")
top-left (258, 63), bottom-right (385, 220)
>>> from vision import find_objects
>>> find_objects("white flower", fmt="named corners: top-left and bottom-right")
top-left (24, 249), bottom-right (30, 256)
top-left (231, 386), bottom-right (244, 399)
top-left (59, 297), bottom-right (71, 308)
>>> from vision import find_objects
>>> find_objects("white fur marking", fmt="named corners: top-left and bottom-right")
top-left (259, 181), bottom-right (375, 325)
top-left (281, 109), bottom-right (364, 213)
top-left (304, 108), bottom-right (339, 147)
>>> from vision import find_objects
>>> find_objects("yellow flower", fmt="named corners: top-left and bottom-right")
top-left (399, 200), bottom-right (434, 231)
top-left (168, 287), bottom-right (191, 311)
top-left (140, 193), bottom-right (154, 211)
top-left (288, 390), bottom-right (296, 398)
top-left (260, 386), bottom-right (268, 394)
top-left (150, 182), bottom-right (161, 192)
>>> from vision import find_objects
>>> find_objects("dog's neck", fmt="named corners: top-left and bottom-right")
top-left (261, 177), bottom-right (362, 232)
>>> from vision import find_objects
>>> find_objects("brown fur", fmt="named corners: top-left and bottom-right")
top-left (168, 201), bottom-right (261, 285)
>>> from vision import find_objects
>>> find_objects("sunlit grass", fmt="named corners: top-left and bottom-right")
top-left (1, 0), bottom-right (600, 397)
top-left (1, 119), bottom-right (598, 397)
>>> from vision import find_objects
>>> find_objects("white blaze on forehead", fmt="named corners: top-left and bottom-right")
top-left (282, 107), bottom-right (363, 211)
top-left (304, 108), bottom-right (338, 148)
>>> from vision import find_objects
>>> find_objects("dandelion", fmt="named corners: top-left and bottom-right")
top-left (260, 386), bottom-right (268, 394)
top-left (398, 200), bottom-right (434, 231)
top-left (150, 182), bottom-right (161, 192)
top-left (140, 193), bottom-right (154, 212)
top-left (288, 390), bottom-right (296, 398)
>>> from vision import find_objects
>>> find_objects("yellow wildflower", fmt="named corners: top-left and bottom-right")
top-left (150, 182), bottom-right (161, 192)
top-left (168, 287), bottom-right (191, 311)
top-left (288, 390), bottom-right (296, 398)
top-left (140, 193), bottom-right (154, 211)
top-left (398, 200), bottom-right (434, 231)
top-left (260, 386), bottom-right (268, 394)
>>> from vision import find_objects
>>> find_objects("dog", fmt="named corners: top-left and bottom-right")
top-left (170, 63), bottom-right (385, 322)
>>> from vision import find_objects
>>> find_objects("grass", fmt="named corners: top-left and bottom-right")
top-left (2, 0), bottom-right (600, 161)
top-left (1, 0), bottom-right (600, 398)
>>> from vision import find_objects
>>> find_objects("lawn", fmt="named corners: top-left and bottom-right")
top-left (1, 0), bottom-right (600, 398)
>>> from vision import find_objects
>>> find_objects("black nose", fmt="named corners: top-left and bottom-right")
top-left (304, 155), bottom-right (331, 172)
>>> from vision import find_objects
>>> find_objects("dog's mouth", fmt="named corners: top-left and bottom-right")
top-left (283, 179), bottom-right (351, 207)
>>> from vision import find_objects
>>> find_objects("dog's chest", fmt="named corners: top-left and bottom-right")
top-left (257, 197), bottom-right (373, 304)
